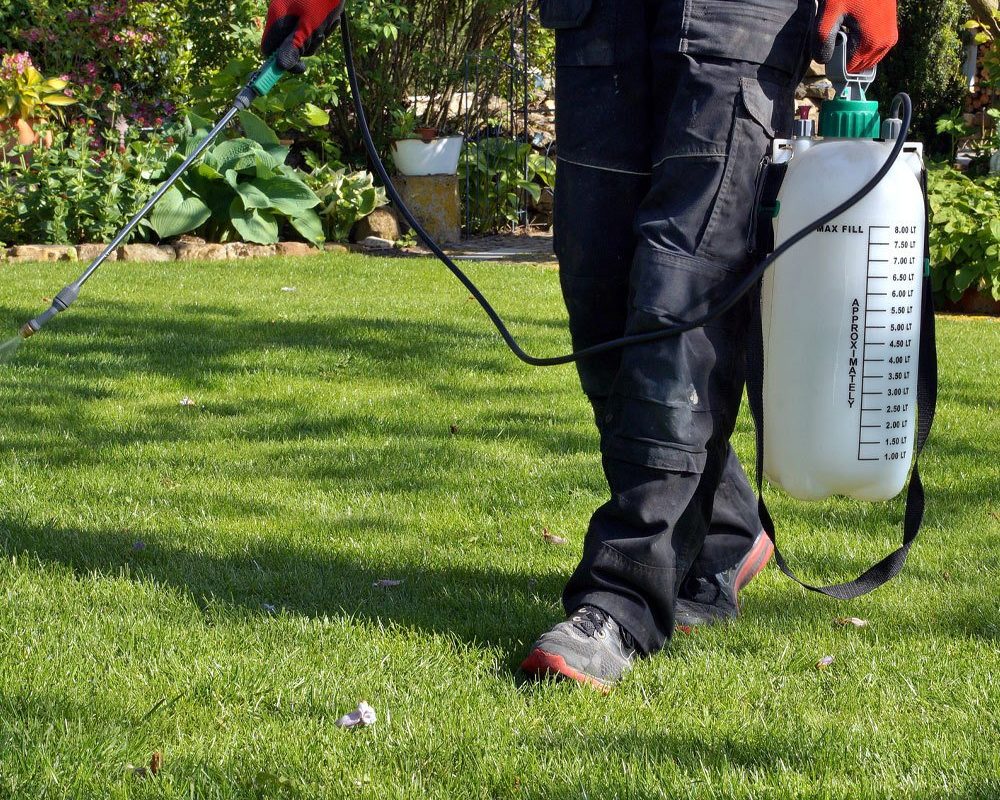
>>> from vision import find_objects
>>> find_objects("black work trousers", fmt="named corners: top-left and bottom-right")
top-left (542, 0), bottom-right (814, 655)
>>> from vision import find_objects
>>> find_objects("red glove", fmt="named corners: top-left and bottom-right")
top-left (814, 0), bottom-right (898, 73)
top-left (262, 0), bottom-right (345, 74)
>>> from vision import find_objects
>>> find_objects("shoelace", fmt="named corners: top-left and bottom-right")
top-left (571, 606), bottom-right (610, 637)
top-left (573, 606), bottom-right (638, 653)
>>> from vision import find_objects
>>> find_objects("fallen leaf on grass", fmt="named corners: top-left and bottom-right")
top-left (450, 424), bottom-right (459, 435)
top-left (373, 579), bottom-right (403, 588)
top-left (542, 528), bottom-right (568, 546)
top-left (179, 396), bottom-right (196, 408)
top-left (128, 752), bottom-right (162, 779)
top-left (335, 701), bottom-right (376, 729)
top-left (834, 617), bottom-right (868, 628)
top-left (816, 655), bottom-right (835, 670)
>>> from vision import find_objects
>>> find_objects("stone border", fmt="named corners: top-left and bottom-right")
top-left (0, 234), bottom-right (558, 264)
top-left (0, 241), bottom-right (352, 263)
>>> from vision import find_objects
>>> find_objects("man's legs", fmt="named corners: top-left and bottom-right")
top-left (526, 0), bottom-right (813, 674)
top-left (550, 0), bottom-right (765, 625)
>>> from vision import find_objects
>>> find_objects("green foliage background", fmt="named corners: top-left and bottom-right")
top-left (871, 0), bottom-right (970, 155)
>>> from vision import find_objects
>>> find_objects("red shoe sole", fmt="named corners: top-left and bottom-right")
top-left (520, 648), bottom-right (611, 694)
top-left (734, 531), bottom-right (775, 601)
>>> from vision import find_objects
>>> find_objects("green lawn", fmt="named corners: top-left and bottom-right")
top-left (0, 253), bottom-right (997, 799)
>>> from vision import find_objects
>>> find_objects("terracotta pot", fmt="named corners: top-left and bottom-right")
top-left (415, 126), bottom-right (438, 144)
top-left (15, 118), bottom-right (36, 146)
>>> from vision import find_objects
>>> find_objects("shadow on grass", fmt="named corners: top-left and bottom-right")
top-left (0, 514), bottom-right (567, 659)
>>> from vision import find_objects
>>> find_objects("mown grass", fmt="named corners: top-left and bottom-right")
top-left (0, 253), bottom-right (996, 799)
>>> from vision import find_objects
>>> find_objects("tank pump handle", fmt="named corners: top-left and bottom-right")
top-left (828, 29), bottom-right (877, 102)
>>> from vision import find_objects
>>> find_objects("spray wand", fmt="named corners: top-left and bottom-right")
top-left (14, 58), bottom-right (287, 343)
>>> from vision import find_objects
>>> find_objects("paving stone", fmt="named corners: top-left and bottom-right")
top-left (10, 244), bottom-right (77, 262)
top-left (225, 243), bottom-right (276, 259)
top-left (118, 244), bottom-right (176, 262)
top-left (359, 236), bottom-right (394, 250)
top-left (76, 244), bottom-right (116, 263)
top-left (175, 242), bottom-right (228, 261)
top-left (275, 242), bottom-right (319, 257)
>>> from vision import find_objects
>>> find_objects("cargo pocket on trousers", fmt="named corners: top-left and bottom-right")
top-left (698, 77), bottom-right (781, 263)
top-left (602, 249), bottom-right (749, 473)
top-left (540, 0), bottom-right (616, 66)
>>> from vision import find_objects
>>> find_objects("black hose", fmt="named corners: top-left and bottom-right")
top-left (341, 15), bottom-right (913, 368)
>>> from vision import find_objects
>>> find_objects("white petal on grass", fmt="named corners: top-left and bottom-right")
top-left (335, 701), bottom-right (377, 729)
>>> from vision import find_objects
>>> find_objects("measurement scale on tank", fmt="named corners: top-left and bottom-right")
top-left (857, 224), bottom-right (918, 463)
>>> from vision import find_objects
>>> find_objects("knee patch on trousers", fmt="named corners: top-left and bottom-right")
top-left (601, 248), bottom-right (749, 472)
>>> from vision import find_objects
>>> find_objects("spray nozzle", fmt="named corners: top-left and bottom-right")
top-left (20, 283), bottom-right (81, 338)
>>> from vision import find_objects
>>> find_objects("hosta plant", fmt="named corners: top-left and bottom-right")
top-left (306, 160), bottom-right (388, 242)
top-left (148, 112), bottom-right (324, 246)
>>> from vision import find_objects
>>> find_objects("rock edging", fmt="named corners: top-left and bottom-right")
top-left (1, 241), bottom-right (351, 263)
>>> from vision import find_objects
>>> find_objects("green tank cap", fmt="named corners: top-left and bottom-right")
top-left (820, 99), bottom-right (881, 139)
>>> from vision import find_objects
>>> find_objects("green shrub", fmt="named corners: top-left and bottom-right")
top-left (305, 162), bottom-right (388, 242)
top-left (184, 0), bottom-right (260, 75)
top-left (460, 138), bottom-right (554, 234)
top-left (147, 112), bottom-right (323, 246)
top-left (926, 162), bottom-right (1000, 302)
top-left (0, 120), bottom-right (176, 245)
top-left (871, 0), bottom-right (968, 155)
top-left (191, 56), bottom-right (342, 167)
top-left (4, 0), bottom-right (195, 112)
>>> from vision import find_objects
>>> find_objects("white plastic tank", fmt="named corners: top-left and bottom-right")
top-left (761, 136), bottom-right (925, 501)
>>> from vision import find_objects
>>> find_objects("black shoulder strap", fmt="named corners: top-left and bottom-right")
top-left (744, 166), bottom-right (938, 599)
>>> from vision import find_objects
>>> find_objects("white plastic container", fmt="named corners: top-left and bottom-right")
top-left (761, 137), bottom-right (925, 501)
top-left (390, 135), bottom-right (464, 176)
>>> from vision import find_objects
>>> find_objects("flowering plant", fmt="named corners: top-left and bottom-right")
top-left (13, 0), bottom-right (192, 116)
top-left (0, 51), bottom-right (75, 122)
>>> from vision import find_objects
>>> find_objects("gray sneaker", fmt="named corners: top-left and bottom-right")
top-left (674, 530), bottom-right (774, 632)
top-left (520, 605), bottom-right (637, 692)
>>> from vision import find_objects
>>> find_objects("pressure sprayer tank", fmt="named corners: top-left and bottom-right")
top-left (761, 99), bottom-right (926, 502)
